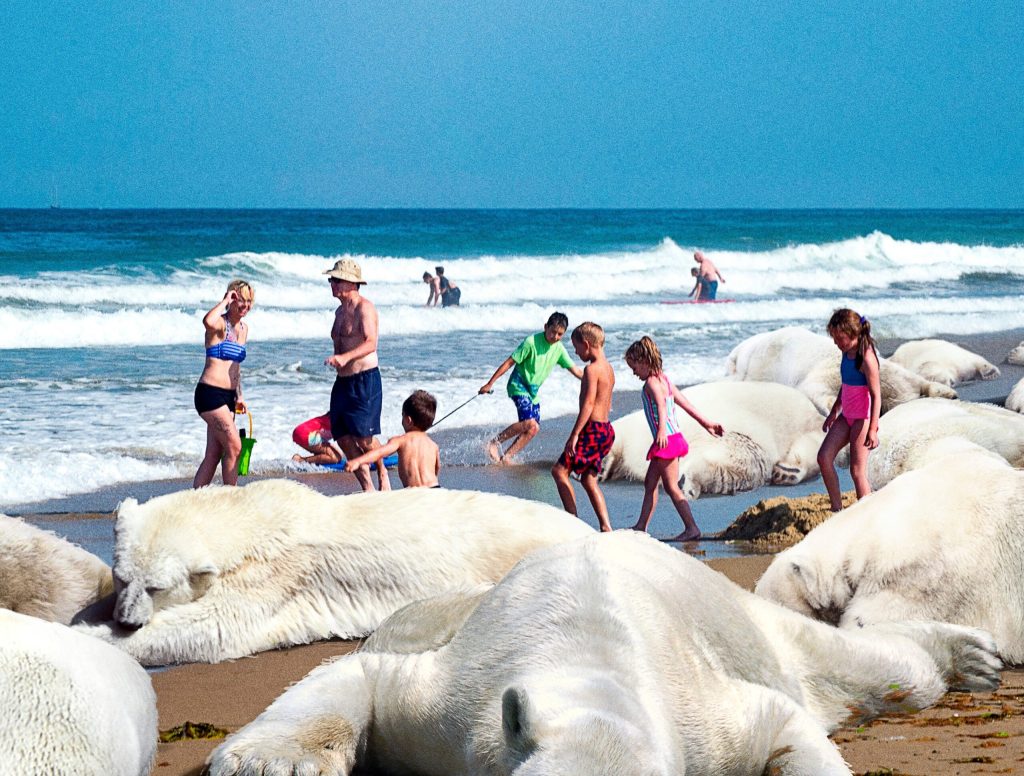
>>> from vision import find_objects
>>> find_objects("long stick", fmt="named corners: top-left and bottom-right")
top-left (431, 391), bottom-right (490, 430)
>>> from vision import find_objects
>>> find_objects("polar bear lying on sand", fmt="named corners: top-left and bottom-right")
top-left (0, 514), bottom-right (112, 624)
top-left (858, 398), bottom-right (1024, 488)
top-left (726, 326), bottom-right (957, 414)
top-left (600, 381), bottom-right (824, 497)
top-left (757, 447), bottom-right (1024, 663)
top-left (0, 609), bottom-right (157, 776)
top-left (74, 480), bottom-right (593, 665)
top-left (889, 338), bottom-right (1000, 386)
top-left (1008, 341), bottom-right (1024, 366)
top-left (208, 531), bottom-right (999, 776)
top-left (1007, 377), bottom-right (1024, 414)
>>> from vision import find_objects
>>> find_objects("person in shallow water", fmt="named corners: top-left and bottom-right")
top-left (479, 311), bottom-right (583, 463)
top-left (435, 265), bottom-right (461, 307)
top-left (193, 279), bottom-right (253, 488)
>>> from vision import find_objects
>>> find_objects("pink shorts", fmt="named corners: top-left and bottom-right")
top-left (647, 432), bottom-right (690, 461)
top-left (292, 413), bottom-right (333, 448)
top-left (840, 384), bottom-right (872, 421)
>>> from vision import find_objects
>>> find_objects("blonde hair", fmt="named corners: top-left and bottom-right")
top-left (227, 279), bottom-right (254, 302)
top-left (625, 336), bottom-right (662, 373)
top-left (827, 308), bottom-right (875, 369)
top-left (572, 321), bottom-right (604, 348)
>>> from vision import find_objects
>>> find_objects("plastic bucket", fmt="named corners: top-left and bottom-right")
top-left (237, 409), bottom-right (256, 476)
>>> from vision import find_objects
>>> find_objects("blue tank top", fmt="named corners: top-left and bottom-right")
top-left (840, 353), bottom-right (867, 386)
top-left (206, 320), bottom-right (247, 363)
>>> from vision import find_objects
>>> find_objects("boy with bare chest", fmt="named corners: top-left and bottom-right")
top-left (551, 322), bottom-right (616, 531)
top-left (346, 391), bottom-right (441, 488)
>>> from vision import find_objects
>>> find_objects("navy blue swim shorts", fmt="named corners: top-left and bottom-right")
top-left (330, 367), bottom-right (383, 439)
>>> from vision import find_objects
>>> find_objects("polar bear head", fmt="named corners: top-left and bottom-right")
top-left (111, 496), bottom-right (220, 628)
top-left (754, 554), bottom-right (853, 626)
top-left (499, 682), bottom-right (666, 776)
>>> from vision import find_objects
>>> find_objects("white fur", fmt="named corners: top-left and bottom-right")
top-left (600, 381), bottom-right (824, 497)
top-left (208, 531), bottom-right (999, 776)
top-left (74, 480), bottom-right (593, 665)
top-left (864, 398), bottom-right (1024, 488)
top-left (889, 338), bottom-right (999, 386)
top-left (0, 609), bottom-right (156, 775)
top-left (725, 326), bottom-right (957, 414)
top-left (757, 448), bottom-right (1024, 663)
top-left (1006, 376), bottom-right (1024, 413)
top-left (1007, 341), bottom-right (1024, 366)
top-left (0, 514), bottom-right (112, 624)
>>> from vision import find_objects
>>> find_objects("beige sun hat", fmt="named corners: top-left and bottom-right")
top-left (324, 258), bottom-right (366, 284)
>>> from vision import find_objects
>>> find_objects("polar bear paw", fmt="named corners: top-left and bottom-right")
top-left (208, 728), bottom-right (351, 776)
top-left (771, 462), bottom-right (804, 485)
top-left (871, 621), bottom-right (1002, 693)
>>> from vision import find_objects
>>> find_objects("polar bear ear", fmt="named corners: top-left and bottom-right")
top-left (502, 686), bottom-right (537, 751)
top-left (115, 497), bottom-right (138, 516)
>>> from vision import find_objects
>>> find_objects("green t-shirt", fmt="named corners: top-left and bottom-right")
top-left (506, 332), bottom-right (575, 401)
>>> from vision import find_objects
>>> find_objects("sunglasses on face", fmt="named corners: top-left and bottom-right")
top-left (329, 278), bottom-right (342, 285)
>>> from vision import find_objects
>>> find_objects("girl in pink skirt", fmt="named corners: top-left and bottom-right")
top-left (817, 308), bottom-right (881, 512)
top-left (625, 336), bottom-right (724, 542)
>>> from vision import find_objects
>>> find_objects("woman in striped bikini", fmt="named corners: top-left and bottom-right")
top-left (817, 308), bottom-right (881, 512)
top-left (193, 279), bottom-right (254, 488)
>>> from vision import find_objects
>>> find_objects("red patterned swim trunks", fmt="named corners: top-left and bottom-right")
top-left (559, 419), bottom-right (616, 477)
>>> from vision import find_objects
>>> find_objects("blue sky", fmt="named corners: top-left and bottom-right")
top-left (2, 1), bottom-right (1021, 208)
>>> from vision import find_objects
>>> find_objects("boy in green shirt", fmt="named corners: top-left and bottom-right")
top-left (479, 312), bottom-right (583, 463)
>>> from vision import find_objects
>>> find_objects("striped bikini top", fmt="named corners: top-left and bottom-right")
top-left (641, 373), bottom-right (680, 438)
top-left (205, 319), bottom-right (246, 363)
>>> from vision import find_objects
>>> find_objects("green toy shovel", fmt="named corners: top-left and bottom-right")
top-left (237, 408), bottom-right (256, 476)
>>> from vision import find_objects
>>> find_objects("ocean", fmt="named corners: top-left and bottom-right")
top-left (2, 208), bottom-right (1023, 510)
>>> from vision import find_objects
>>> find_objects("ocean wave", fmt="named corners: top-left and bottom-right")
top-left (3, 293), bottom-right (1023, 349)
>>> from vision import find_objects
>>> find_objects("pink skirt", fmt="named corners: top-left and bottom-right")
top-left (841, 384), bottom-right (872, 421)
top-left (647, 432), bottom-right (690, 461)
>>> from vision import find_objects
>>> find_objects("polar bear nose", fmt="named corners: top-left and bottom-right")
top-left (114, 581), bottom-right (152, 629)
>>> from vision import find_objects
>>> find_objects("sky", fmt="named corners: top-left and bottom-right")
top-left (1, 1), bottom-right (1021, 209)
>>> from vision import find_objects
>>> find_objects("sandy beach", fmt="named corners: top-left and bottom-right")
top-left (10, 327), bottom-right (1024, 775)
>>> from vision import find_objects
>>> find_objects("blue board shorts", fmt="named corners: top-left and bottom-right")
top-left (512, 393), bottom-right (540, 423)
top-left (704, 280), bottom-right (719, 300)
top-left (330, 367), bottom-right (383, 439)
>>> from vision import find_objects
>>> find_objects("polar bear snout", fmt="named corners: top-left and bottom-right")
top-left (114, 579), bottom-right (153, 628)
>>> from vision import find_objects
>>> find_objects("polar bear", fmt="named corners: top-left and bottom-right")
top-left (0, 609), bottom-right (157, 776)
top-left (0, 514), bottom-right (113, 624)
top-left (756, 448), bottom-right (1024, 663)
top-left (208, 531), bottom-right (1000, 776)
top-left (889, 338), bottom-right (1000, 386)
top-left (1007, 376), bottom-right (1024, 414)
top-left (1008, 341), bottom-right (1024, 366)
top-left (726, 326), bottom-right (957, 414)
top-left (599, 381), bottom-right (824, 497)
top-left (859, 398), bottom-right (1024, 488)
top-left (74, 480), bottom-right (593, 665)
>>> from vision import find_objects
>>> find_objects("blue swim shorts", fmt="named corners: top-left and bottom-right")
top-left (512, 394), bottom-right (540, 424)
top-left (330, 367), bottom-right (383, 439)
top-left (705, 280), bottom-right (719, 300)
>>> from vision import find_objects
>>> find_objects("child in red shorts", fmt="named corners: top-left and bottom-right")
top-left (552, 322), bottom-right (616, 532)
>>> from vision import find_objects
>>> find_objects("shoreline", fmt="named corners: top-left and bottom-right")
top-left (11, 326), bottom-right (1022, 562)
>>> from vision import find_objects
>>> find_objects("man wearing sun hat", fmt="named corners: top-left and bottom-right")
top-left (323, 258), bottom-right (390, 491)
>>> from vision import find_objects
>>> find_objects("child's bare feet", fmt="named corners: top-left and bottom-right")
top-left (486, 439), bottom-right (502, 463)
top-left (629, 522), bottom-right (648, 533)
top-left (667, 529), bottom-right (701, 542)
top-left (291, 453), bottom-right (306, 463)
